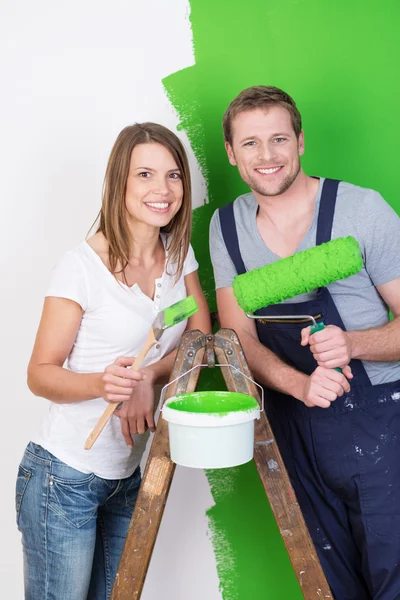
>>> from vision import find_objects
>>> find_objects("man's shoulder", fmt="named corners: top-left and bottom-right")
top-left (233, 191), bottom-right (257, 210)
top-left (213, 192), bottom-right (256, 219)
top-left (331, 179), bottom-right (393, 232)
top-left (337, 180), bottom-right (380, 203)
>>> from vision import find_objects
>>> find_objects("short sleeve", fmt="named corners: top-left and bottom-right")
top-left (183, 243), bottom-right (199, 276)
top-left (45, 250), bottom-right (89, 310)
top-left (209, 209), bottom-right (237, 288)
top-left (356, 190), bottom-right (400, 286)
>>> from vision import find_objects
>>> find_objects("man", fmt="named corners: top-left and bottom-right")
top-left (209, 85), bottom-right (400, 600)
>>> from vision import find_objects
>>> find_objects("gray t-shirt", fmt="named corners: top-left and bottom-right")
top-left (209, 178), bottom-right (400, 385)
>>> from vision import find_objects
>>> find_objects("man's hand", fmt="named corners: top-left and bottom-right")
top-left (301, 324), bottom-right (353, 369)
top-left (115, 375), bottom-right (156, 447)
top-left (300, 365), bottom-right (353, 408)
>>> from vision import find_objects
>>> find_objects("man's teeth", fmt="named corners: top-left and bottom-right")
top-left (257, 167), bottom-right (281, 174)
top-left (146, 202), bottom-right (169, 209)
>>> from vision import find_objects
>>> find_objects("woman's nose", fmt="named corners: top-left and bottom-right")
top-left (152, 176), bottom-right (170, 195)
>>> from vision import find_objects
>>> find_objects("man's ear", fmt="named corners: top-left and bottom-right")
top-left (298, 130), bottom-right (305, 157)
top-left (225, 141), bottom-right (237, 166)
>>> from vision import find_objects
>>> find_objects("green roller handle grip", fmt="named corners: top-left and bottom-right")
top-left (309, 321), bottom-right (342, 373)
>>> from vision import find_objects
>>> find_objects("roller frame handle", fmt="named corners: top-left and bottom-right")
top-left (310, 321), bottom-right (342, 373)
top-left (84, 328), bottom-right (157, 450)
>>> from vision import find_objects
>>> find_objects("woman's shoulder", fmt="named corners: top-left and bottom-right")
top-left (52, 233), bottom-right (107, 278)
top-left (85, 232), bottom-right (109, 266)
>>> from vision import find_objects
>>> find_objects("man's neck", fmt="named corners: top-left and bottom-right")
top-left (254, 172), bottom-right (320, 258)
top-left (254, 171), bottom-right (319, 226)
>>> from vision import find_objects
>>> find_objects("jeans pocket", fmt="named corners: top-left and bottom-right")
top-left (124, 467), bottom-right (141, 509)
top-left (48, 462), bottom-right (97, 529)
top-left (15, 465), bottom-right (33, 527)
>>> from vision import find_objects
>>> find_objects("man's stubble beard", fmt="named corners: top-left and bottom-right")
top-left (246, 160), bottom-right (301, 198)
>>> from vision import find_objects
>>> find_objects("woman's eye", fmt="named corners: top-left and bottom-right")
top-left (138, 172), bottom-right (150, 178)
top-left (169, 172), bottom-right (181, 179)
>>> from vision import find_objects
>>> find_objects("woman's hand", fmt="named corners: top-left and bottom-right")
top-left (100, 356), bottom-right (145, 404)
top-left (115, 373), bottom-right (156, 447)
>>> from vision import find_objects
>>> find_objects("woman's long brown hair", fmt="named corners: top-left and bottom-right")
top-left (93, 123), bottom-right (192, 281)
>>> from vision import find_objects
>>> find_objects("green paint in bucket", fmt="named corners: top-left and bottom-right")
top-left (166, 391), bottom-right (259, 415)
top-left (163, 391), bottom-right (260, 469)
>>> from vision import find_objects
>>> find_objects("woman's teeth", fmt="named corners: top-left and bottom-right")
top-left (145, 202), bottom-right (169, 209)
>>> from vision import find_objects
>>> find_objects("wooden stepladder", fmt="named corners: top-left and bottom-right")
top-left (111, 329), bottom-right (332, 600)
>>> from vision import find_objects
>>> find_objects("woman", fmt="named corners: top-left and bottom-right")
top-left (16, 123), bottom-right (211, 600)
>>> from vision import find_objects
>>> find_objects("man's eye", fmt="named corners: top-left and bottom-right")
top-left (244, 141), bottom-right (256, 147)
top-left (274, 137), bottom-right (286, 143)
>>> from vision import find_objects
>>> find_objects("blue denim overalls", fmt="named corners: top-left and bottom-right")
top-left (219, 179), bottom-right (400, 600)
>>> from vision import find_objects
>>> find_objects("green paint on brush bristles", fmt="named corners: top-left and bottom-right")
top-left (232, 236), bottom-right (363, 314)
top-left (162, 295), bottom-right (198, 328)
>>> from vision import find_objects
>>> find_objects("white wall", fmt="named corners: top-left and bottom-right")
top-left (0, 1), bottom-right (219, 598)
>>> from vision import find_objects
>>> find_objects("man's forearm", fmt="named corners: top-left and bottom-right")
top-left (238, 329), bottom-right (308, 401)
top-left (348, 316), bottom-right (400, 362)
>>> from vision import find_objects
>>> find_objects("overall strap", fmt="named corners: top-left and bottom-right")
top-left (316, 179), bottom-right (340, 245)
top-left (218, 202), bottom-right (246, 275)
top-left (315, 178), bottom-right (371, 384)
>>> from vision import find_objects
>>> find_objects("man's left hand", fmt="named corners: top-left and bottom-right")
top-left (301, 324), bottom-right (353, 369)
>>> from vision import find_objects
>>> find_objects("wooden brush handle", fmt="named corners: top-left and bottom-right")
top-left (84, 329), bottom-right (157, 450)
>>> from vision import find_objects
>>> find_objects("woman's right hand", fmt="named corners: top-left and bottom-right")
top-left (100, 356), bottom-right (145, 404)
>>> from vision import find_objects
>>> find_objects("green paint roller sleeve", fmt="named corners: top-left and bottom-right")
top-left (232, 236), bottom-right (363, 314)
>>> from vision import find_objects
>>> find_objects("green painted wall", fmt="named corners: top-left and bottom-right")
top-left (163, 1), bottom-right (400, 597)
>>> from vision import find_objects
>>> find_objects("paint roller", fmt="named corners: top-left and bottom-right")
top-left (232, 236), bottom-right (362, 361)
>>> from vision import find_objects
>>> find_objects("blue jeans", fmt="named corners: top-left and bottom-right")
top-left (15, 442), bottom-right (141, 600)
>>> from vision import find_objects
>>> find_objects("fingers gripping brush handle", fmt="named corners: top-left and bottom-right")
top-left (84, 333), bottom-right (157, 451)
top-left (84, 295), bottom-right (198, 450)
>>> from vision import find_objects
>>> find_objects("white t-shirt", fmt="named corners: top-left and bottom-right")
top-left (33, 238), bottom-right (199, 479)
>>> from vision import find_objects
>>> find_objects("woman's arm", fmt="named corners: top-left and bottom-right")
top-left (118, 270), bottom-right (212, 442)
top-left (27, 297), bottom-right (144, 403)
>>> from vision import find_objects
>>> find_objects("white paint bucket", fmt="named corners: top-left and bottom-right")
top-left (162, 391), bottom-right (260, 469)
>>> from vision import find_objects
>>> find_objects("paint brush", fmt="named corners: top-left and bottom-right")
top-left (84, 295), bottom-right (198, 450)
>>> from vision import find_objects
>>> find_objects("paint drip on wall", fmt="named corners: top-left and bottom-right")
top-left (162, 0), bottom-right (400, 597)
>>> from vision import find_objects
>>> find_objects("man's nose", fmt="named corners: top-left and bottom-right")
top-left (257, 143), bottom-right (275, 163)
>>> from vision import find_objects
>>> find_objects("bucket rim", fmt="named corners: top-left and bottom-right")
top-left (163, 392), bottom-right (260, 427)
top-left (164, 390), bottom-right (259, 414)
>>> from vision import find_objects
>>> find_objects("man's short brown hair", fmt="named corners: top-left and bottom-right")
top-left (223, 85), bottom-right (302, 145)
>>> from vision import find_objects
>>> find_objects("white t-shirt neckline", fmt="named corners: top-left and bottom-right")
top-left (83, 235), bottom-right (168, 301)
